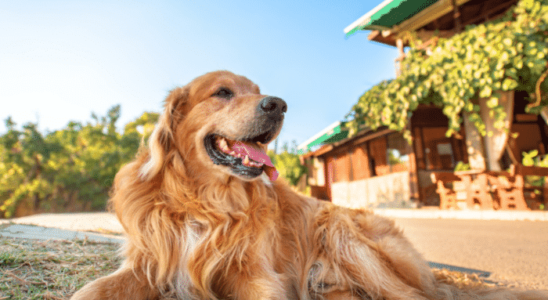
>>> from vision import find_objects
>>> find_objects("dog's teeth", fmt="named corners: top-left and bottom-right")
top-left (243, 155), bottom-right (250, 165)
top-left (219, 139), bottom-right (231, 152)
top-left (220, 138), bottom-right (228, 150)
top-left (229, 151), bottom-right (236, 156)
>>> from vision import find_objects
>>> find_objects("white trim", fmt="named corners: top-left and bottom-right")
top-left (344, 0), bottom-right (474, 35)
top-left (344, 0), bottom-right (395, 34)
top-left (297, 121), bottom-right (342, 151)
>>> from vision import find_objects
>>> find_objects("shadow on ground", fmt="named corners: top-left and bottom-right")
top-left (428, 261), bottom-right (491, 278)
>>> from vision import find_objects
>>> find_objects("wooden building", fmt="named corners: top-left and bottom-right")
top-left (299, 0), bottom-right (548, 210)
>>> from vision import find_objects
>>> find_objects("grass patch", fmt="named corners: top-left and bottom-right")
top-left (0, 237), bottom-right (122, 300)
top-left (432, 268), bottom-right (496, 289)
top-left (0, 237), bottom-right (517, 299)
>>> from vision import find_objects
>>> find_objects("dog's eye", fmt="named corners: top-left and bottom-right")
top-left (213, 87), bottom-right (233, 99)
top-left (309, 281), bottom-right (335, 293)
top-left (316, 282), bottom-right (333, 291)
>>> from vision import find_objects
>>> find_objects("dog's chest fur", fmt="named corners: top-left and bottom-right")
top-left (174, 221), bottom-right (203, 300)
top-left (174, 215), bottom-right (285, 300)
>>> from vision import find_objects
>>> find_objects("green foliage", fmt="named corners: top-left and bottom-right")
top-left (268, 141), bottom-right (307, 186)
top-left (522, 150), bottom-right (548, 210)
top-left (0, 107), bottom-right (159, 217)
top-left (454, 161), bottom-right (471, 172)
top-left (346, 0), bottom-right (548, 138)
top-left (522, 149), bottom-right (542, 166)
top-left (521, 149), bottom-right (548, 190)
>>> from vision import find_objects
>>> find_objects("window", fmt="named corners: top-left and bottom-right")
top-left (387, 132), bottom-right (411, 173)
top-left (414, 127), bottom-right (466, 170)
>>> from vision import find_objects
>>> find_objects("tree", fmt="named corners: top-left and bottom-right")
top-left (0, 120), bottom-right (55, 217)
top-left (0, 107), bottom-right (159, 218)
top-left (268, 141), bottom-right (307, 187)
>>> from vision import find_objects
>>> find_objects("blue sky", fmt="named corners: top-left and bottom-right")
top-left (0, 0), bottom-right (398, 150)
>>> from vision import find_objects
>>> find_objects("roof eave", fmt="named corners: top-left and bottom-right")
top-left (297, 121), bottom-right (343, 153)
top-left (343, 0), bottom-right (395, 35)
top-left (345, 0), bottom-right (473, 43)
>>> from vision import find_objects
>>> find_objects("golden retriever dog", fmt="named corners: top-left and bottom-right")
top-left (71, 71), bottom-right (547, 300)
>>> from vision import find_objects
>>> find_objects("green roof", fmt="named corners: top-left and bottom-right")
top-left (344, 0), bottom-right (439, 36)
top-left (297, 122), bottom-right (348, 154)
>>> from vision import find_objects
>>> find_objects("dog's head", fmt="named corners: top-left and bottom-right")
top-left (140, 70), bottom-right (286, 182)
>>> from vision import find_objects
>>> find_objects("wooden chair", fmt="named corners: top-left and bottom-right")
top-left (487, 170), bottom-right (529, 210)
top-left (431, 172), bottom-right (461, 209)
top-left (515, 165), bottom-right (548, 209)
top-left (462, 173), bottom-right (494, 209)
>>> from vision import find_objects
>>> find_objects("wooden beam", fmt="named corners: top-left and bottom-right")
top-left (351, 128), bottom-right (394, 147)
top-left (416, 30), bottom-right (453, 42)
top-left (367, 30), bottom-right (380, 41)
top-left (518, 165), bottom-right (548, 177)
top-left (461, 0), bottom-right (516, 27)
top-left (314, 145), bottom-right (334, 157)
top-left (451, 0), bottom-right (462, 32)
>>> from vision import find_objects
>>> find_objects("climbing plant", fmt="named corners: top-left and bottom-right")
top-left (345, 0), bottom-right (548, 139)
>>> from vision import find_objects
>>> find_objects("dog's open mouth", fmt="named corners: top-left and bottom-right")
top-left (204, 134), bottom-right (279, 181)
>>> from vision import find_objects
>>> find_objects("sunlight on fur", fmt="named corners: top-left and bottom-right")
top-left (71, 71), bottom-right (548, 300)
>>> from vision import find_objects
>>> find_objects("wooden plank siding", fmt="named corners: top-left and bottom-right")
top-left (323, 134), bottom-right (414, 179)
top-left (332, 151), bottom-right (351, 183)
top-left (352, 145), bottom-right (370, 180)
top-left (310, 105), bottom-right (472, 204)
top-left (368, 137), bottom-right (389, 177)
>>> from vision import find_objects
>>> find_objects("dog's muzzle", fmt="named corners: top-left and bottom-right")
top-left (204, 96), bottom-right (287, 181)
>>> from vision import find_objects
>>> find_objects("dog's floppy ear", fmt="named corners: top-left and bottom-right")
top-left (140, 87), bottom-right (189, 180)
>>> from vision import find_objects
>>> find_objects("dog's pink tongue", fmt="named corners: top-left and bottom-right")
top-left (232, 142), bottom-right (279, 181)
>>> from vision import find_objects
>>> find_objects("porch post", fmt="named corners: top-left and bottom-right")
top-left (463, 111), bottom-right (487, 171)
top-left (395, 39), bottom-right (404, 77)
top-left (479, 91), bottom-right (514, 171)
top-left (540, 106), bottom-right (548, 126)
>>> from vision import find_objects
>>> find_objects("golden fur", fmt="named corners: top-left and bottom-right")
top-left (71, 71), bottom-right (547, 300)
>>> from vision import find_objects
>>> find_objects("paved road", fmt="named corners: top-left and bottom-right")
top-left (393, 218), bottom-right (548, 290)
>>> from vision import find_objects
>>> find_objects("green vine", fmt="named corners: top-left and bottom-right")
top-left (346, 0), bottom-right (548, 138)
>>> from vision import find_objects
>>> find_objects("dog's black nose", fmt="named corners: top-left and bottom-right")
top-left (259, 96), bottom-right (287, 116)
